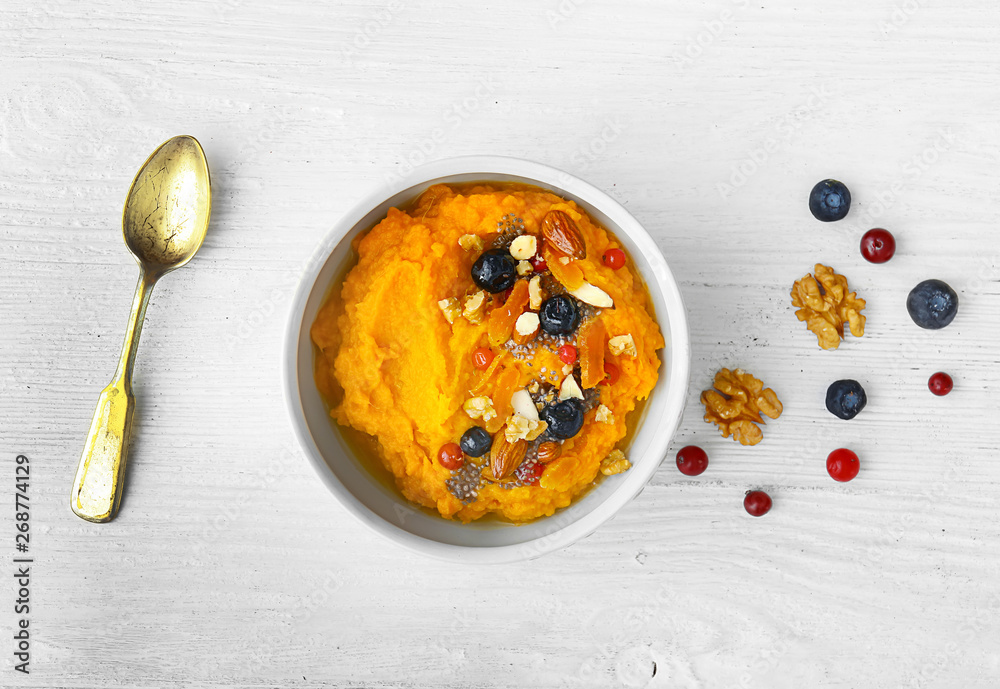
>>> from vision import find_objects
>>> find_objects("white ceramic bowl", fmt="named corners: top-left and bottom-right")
top-left (283, 156), bottom-right (690, 563)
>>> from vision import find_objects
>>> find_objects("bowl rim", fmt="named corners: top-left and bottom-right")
top-left (282, 155), bottom-right (690, 563)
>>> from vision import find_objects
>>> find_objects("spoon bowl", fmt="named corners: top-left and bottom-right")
top-left (71, 135), bottom-right (211, 523)
top-left (122, 136), bottom-right (211, 271)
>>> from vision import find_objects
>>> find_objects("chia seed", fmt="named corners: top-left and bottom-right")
top-left (581, 385), bottom-right (601, 412)
top-left (540, 273), bottom-right (565, 296)
top-left (446, 461), bottom-right (483, 504)
top-left (490, 214), bottom-right (526, 251)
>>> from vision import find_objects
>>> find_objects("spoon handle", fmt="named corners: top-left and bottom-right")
top-left (71, 269), bottom-right (156, 523)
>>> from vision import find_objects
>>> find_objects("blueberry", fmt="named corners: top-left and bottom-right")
top-left (471, 249), bottom-right (517, 293)
top-left (540, 399), bottom-right (585, 440)
top-left (539, 295), bottom-right (580, 335)
top-left (459, 427), bottom-right (492, 457)
top-left (826, 379), bottom-right (867, 420)
top-left (809, 179), bottom-right (852, 222)
top-left (907, 279), bottom-right (958, 330)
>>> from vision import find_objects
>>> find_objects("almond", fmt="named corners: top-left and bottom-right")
top-left (487, 433), bottom-right (527, 481)
top-left (541, 210), bottom-right (586, 260)
top-left (536, 441), bottom-right (561, 464)
top-left (511, 388), bottom-right (539, 421)
top-left (569, 281), bottom-right (614, 309)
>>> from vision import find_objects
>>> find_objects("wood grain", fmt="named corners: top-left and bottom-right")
top-left (3, 0), bottom-right (1000, 686)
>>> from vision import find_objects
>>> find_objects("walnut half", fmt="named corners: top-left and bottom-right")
top-left (791, 264), bottom-right (866, 350)
top-left (600, 449), bottom-right (631, 476)
top-left (701, 368), bottom-right (783, 446)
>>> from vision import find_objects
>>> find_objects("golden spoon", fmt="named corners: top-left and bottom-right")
top-left (71, 135), bottom-right (211, 523)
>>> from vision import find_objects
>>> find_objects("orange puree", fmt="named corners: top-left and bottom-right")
top-left (311, 183), bottom-right (663, 522)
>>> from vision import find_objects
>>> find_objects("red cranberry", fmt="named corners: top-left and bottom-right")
top-left (744, 490), bottom-right (772, 517)
top-left (558, 344), bottom-right (577, 365)
top-left (438, 443), bottom-right (464, 470)
top-left (472, 347), bottom-right (494, 370)
top-left (826, 448), bottom-right (860, 482)
top-left (928, 372), bottom-right (953, 396)
top-left (601, 362), bottom-right (620, 386)
top-left (530, 255), bottom-right (547, 272)
top-left (675, 445), bottom-right (709, 476)
top-left (602, 248), bottom-right (626, 270)
top-left (860, 228), bottom-right (896, 264)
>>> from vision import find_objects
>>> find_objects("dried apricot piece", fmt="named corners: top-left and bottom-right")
top-left (488, 366), bottom-right (520, 434)
top-left (487, 279), bottom-right (530, 347)
top-left (577, 317), bottom-right (606, 389)
top-left (543, 245), bottom-right (585, 291)
top-left (470, 349), bottom-right (507, 395)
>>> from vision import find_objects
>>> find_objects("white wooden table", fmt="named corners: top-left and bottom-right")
top-left (3, 1), bottom-right (1000, 686)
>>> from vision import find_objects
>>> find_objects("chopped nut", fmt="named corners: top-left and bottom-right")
top-left (513, 312), bottom-right (540, 345)
top-left (595, 404), bottom-right (615, 425)
top-left (791, 264), bottom-right (866, 350)
top-left (528, 275), bottom-right (545, 310)
top-left (511, 311), bottom-right (541, 345)
top-left (516, 260), bottom-right (534, 276)
top-left (559, 374), bottom-right (584, 401)
top-left (527, 380), bottom-right (540, 394)
top-left (511, 388), bottom-right (539, 421)
top-left (570, 281), bottom-right (614, 308)
top-left (559, 257), bottom-right (571, 265)
top-left (526, 420), bottom-right (548, 441)
top-left (515, 312), bottom-right (540, 336)
top-left (437, 297), bottom-right (461, 324)
top-left (463, 396), bottom-right (497, 422)
top-left (462, 290), bottom-right (488, 324)
top-left (510, 234), bottom-right (538, 260)
top-left (458, 234), bottom-right (485, 251)
top-left (504, 413), bottom-right (536, 442)
top-left (701, 368), bottom-right (782, 446)
top-left (537, 441), bottom-right (561, 463)
top-left (562, 364), bottom-right (573, 376)
top-left (608, 334), bottom-right (637, 358)
top-left (600, 449), bottom-right (631, 476)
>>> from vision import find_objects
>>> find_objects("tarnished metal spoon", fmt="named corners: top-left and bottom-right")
top-left (71, 135), bottom-right (211, 522)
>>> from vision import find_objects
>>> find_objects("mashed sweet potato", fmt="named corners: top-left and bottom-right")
top-left (311, 183), bottom-right (663, 523)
